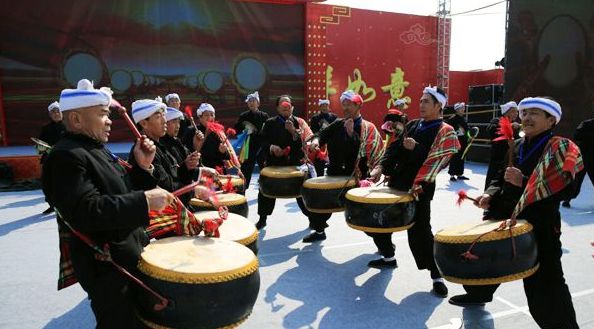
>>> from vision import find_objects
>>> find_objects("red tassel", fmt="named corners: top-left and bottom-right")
top-left (456, 190), bottom-right (468, 206)
top-left (460, 251), bottom-right (479, 261)
top-left (283, 146), bottom-right (291, 156)
top-left (226, 128), bottom-right (236, 137)
top-left (207, 121), bottom-right (225, 134)
top-left (222, 177), bottom-right (236, 193)
top-left (215, 166), bottom-right (224, 174)
top-left (493, 116), bottom-right (514, 142)
top-left (184, 105), bottom-right (193, 118)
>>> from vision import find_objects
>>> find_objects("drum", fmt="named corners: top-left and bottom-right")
top-left (190, 193), bottom-right (248, 218)
top-left (205, 175), bottom-right (245, 194)
top-left (134, 237), bottom-right (260, 329)
top-left (344, 186), bottom-right (416, 233)
top-left (259, 166), bottom-right (306, 198)
top-left (195, 211), bottom-right (258, 255)
top-left (301, 176), bottom-right (357, 213)
top-left (434, 220), bottom-right (539, 285)
top-left (31, 137), bottom-right (52, 154)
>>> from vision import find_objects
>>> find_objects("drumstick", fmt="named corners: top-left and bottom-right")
top-left (113, 102), bottom-right (142, 139)
top-left (172, 180), bottom-right (201, 197)
top-left (456, 190), bottom-right (477, 206)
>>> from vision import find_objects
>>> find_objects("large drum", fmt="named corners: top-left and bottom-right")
top-left (134, 237), bottom-right (260, 329)
top-left (344, 186), bottom-right (416, 233)
top-left (301, 176), bottom-right (357, 213)
top-left (195, 211), bottom-right (259, 254)
top-left (200, 175), bottom-right (245, 194)
top-left (190, 193), bottom-right (248, 218)
top-left (434, 220), bottom-right (539, 285)
top-left (259, 166), bottom-right (306, 198)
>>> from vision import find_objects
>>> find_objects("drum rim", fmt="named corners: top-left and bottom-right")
top-left (138, 255), bottom-right (259, 284)
top-left (304, 206), bottom-right (345, 213)
top-left (347, 222), bottom-right (415, 233)
top-left (302, 176), bottom-right (357, 189)
top-left (441, 264), bottom-right (539, 285)
top-left (193, 211), bottom-right (258, 245)
top-left (345, 189), bottom-right (414, 204)
top-left (138, 311), bottom-right (251, 329)
top-left (259, 190), bottom-right (302, 199)
top-left (190, 195), bottom-right (247, 206)
top-left (260, 166), bottom-right (306, 178)
top-left (434, 220), bottom-right (533, 244)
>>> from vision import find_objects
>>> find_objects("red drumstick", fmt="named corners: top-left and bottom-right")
top-left (456, 190), bottom-right (478, 206)
top-left (172, 180), bottom-right (201, 197)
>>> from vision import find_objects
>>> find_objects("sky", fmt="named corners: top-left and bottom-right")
top-left (321, 0), bottom-right (507, 71)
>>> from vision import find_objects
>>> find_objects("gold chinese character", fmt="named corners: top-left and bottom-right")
top-left (381, 67), bottom-right (411, 108)
top-left (346, 68), bottom-right (376, 103)
top-left (326, 65), bottom-right (337, 99)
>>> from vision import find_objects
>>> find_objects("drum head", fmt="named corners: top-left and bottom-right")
top-left (191, 193), bottom-right (247, 207)
top-left (345, 186), bottom-right (413, 204)
top-left (195, 211), bottom-right (256, 242)
top-left (303, 176), bottom-right (357, 189)
top-left (435, 220), bottom-right (532, 243)
top-left (260, 166), bottom-right (305, 178)
top-left (140, 237), bottom-right (256, 277)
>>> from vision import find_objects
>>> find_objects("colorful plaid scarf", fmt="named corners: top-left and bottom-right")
top-left (358, 119), bottom-right (385, 174)
top-left (512, 136), bottom-right (584, 219)
top-left (413, 122), bottom-right (461, 185)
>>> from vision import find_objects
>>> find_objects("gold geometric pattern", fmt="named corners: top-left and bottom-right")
top-left (320, 6), bottom-right (351, 25)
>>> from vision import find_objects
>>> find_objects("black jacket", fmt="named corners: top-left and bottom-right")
top-left (39, 121), bottom-right (66, 146)
top-left (446, 114), bottom-right (469, 143)
top-left (487, 117), bottom-right (520, 164)
top-left (310, 112), bottom-right (338, 133)
top-left (128, 136), bottom-right (193, 193)
top-left (42, 132), bottom-right (157, 287)
top-left (233, 109), bottom-right (269, 161)
top-left (381, 119), bottom-right (443, 199)
top-left (317, 117), bottom-right (366, 176)
top-left (182, 125), bottom-right (229, 170)
top-left (260, 115), bottom-right (307, 167)
top-left (574, 118), bottom-right (594, 166)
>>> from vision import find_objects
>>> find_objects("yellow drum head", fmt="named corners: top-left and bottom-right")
top-left (345, 186), bottom-right (413, 204)
top-left (435, 220), bottom-right (532, 244)
top-left (195, 211), bottom-right (256, 244)
top-left (139, 237), bottom-right (257, 282)
top-left (260, 166), bottom-right (305, 178)
top-left (190, 193), bottom-right (247, 207)
top-left (303, 176), bottom-right (357, 189)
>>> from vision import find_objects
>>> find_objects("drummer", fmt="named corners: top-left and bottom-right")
top-left (182, 103), bottom-right (230, 172)
top-left (369, 86), bottom-right (460, 298)
top-left (308, 99), bottom-right (338, 176)
top-left (128, 98), bottom-right (200, 202)
top-left (233, 91), bottom-right (270, 189)
top-left (165, 93), bottom-right (190, 138)
top-left (41, 79), bottom-right (175, 328)
top-left (39, 101), bottom-right (66, 214)
top-left (160, 106), bottom-right (202, 203)
top-left (484, 101), bottom-right (520, 188)
top-left (449, 97), bottom-right (581, 329)
top-left (304, 90), bottom-right (384, 242)
top-left (255, 95), bottom-right (315, 230)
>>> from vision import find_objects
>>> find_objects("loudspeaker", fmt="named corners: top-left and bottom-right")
top-left (468, 84), bottom-right (503, 105)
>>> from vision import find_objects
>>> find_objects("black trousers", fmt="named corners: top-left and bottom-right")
top-left (257, 192), bottom-right (330, 230)
top-left (367, 199), bottom-right (441, 278)
top-left (313, 158), bottom-right (327, 177)
top-left (448, 139), bottom-right (467, 176)
top-left (565, 162), bottom-right (593, 201)
top-left (463, 222), bottom-right (578, 328)
top-left (484, 160), bottom-right (503, 190)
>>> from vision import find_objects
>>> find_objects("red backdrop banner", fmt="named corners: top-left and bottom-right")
top-left (305, 4), bottom-right (444, 126)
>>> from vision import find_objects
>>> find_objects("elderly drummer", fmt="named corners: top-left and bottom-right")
top-left (127, 98), bottom-right (203, 204)
top-left (303, 90), bottom-right (384, 242)
top-left (308, 99), bottom-right (338, 177)
top-left (484, 101), bottom-right (521, 188)
top-left (39, 101), bottom-right (66, 214)
top-left (449, 97), bottom-right (581, 329)
top-left (165, 92), bottom-right (190, 138)
top-left (255, 95), bottom-right (315, 230)
top-left (233, 91), bottom-right (270, 189)
top-left (41, 79), bottom-right (174, 328)
top-left (368, 86), bottom-right (460, 298)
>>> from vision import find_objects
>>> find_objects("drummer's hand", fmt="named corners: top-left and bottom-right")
top-left (309, 140), bottom-right (320, 152)
top-left (504, 167), bottom-right (523, 187)
top-left (403, 137), bottom-right (417, 150)
top-left (270, 145), bottom-right (283, 157)
top-left (344, 118), bottom-right (354, 137)
top-left (370, 165), bottom-right (383, 182)
top-left (134, 136), bottom-right (156, 171)
top-left (285, 120), bottom-right (296, 135)
top-left (185, 151), bottom-right (200, 170)
top-left (218, 143), bottom-right (227, 154)
top-left (474, 194), bottom-right (491, 209)
top-left (193, 131), bottom-right (205, 150)
top-left (145, 188), bottom-right (174, 211)
top-left (194, 185), bottom-right (211, 201)
top-left (512, 122), bottom-right (522, 131)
